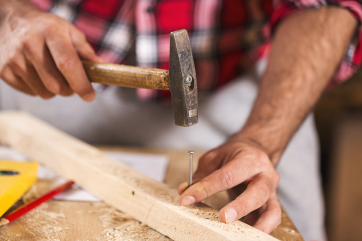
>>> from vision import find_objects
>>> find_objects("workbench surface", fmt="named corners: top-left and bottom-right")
top-left (0, 147), bottom-right (304, 241)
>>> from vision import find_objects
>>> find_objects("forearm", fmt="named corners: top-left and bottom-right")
top-left (237, 7), bottom-right (356, 165)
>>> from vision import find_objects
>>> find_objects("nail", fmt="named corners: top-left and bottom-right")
top-left (82, 92), bottom-right (95, 102)
top-left (225, 208), bottom-right (237, 223)
top-left (188, 151), bottom-right (194, 187)
top-left (181, 196), bottom-right (195, 206)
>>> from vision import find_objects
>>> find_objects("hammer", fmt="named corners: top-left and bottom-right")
top-left (82, 29), bottom-right (198, 127)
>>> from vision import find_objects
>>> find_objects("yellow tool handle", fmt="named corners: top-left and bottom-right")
top-left (82, 61), bottom-right (170, 90)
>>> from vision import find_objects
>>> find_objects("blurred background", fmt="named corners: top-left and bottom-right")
top-left (315, 67), bottom-right (362, 241)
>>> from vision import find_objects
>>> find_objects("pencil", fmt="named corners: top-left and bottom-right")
top-left (0, 180), bottom-right (74, 226)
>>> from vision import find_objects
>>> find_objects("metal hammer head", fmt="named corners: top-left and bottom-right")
top-left (169, 30), bottom-right (198, 127)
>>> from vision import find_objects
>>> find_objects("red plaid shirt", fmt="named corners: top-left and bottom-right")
top-left (31, 0), bottom-right (362, 99)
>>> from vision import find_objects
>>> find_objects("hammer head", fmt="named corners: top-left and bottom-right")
top-left (169, 30), bottom-right (198, 127)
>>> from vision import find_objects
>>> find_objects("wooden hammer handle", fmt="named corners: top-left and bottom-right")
top-left (82, 61), bottom-right (170, 90)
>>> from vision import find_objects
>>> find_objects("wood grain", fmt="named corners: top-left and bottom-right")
top-left (83, 61), bottom-right (170, 90)
top-left (0, 111), bottom-right (278, 241)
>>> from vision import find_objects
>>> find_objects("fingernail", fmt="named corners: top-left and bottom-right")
top-left (225, 208), bottom-right (237, 223)
top-left (83, 92), bottom-right (95, 102)
top-left (181, 196), bottom-right (195, 206)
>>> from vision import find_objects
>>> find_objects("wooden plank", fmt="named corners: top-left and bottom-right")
top-left (0, 111), bottom-right (278, 241)
top-left (0, 147), bottom-right (303, 241)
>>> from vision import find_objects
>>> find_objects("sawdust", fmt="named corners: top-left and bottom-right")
top-left (178, 205), bottom-right (252, 235)
top-left (0, 202), bottom-right (65, 241)
top-left (184, 206), bottom-right (219, 221)
top-left (99, 211), bottom-right (135, 227)
top-left (99, 222), bottom-right (170, 241)
top-left (22, 179), bottom-right (59, 204)
top-left (89, 203), bottom-right (135, 227)
top-left (89, 202), bottom-right (170, 241)
top-left (281, 227), bottom-right (297, 235)
top-left (89, 203), bottom-right (170, 241)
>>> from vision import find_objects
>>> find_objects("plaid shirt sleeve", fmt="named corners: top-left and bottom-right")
top-left (269, 0), bottom-right (362, 85)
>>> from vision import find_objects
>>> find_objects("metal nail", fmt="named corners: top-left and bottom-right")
top-left (189, 151), bottom-right (194, 187)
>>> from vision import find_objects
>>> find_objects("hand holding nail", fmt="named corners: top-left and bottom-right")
top-left (178, 139), bottom-right (282, 234)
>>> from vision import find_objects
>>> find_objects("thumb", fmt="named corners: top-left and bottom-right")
top-left (69, 25), bottom-right (104, 63)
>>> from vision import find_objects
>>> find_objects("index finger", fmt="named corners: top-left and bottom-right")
top-left (45, 30), bottom-right (95, 102)
top-left (180, 160), bottom-right (258, 206)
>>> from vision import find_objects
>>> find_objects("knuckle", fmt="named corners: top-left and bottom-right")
top-left (238, 201), bottom-right (251, 216)
top-left (201, 151), bottom-right (217, 162)
top-left (251, 150), bottom-right (272, 172)
top-left (258, 151), bottom-right (270, 163)
top-left (45, 24), bottom-right (57, 34)
top-left (23, 39), bottom-right (38, 56)
top-left (220, 169), bottom-right (236, 189)
top-left (255, 150), bottom-right (269, 165)
top-left (261, 182), bottom-right (271, 197)
top-left (56, 56), bottom-right (76, 71)
top-left (255, 182), bottom-right (271, 203)
top-left (197, 180), bottom-right (211, 198)
top-left (44, 20), bottom-right (66, 35)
